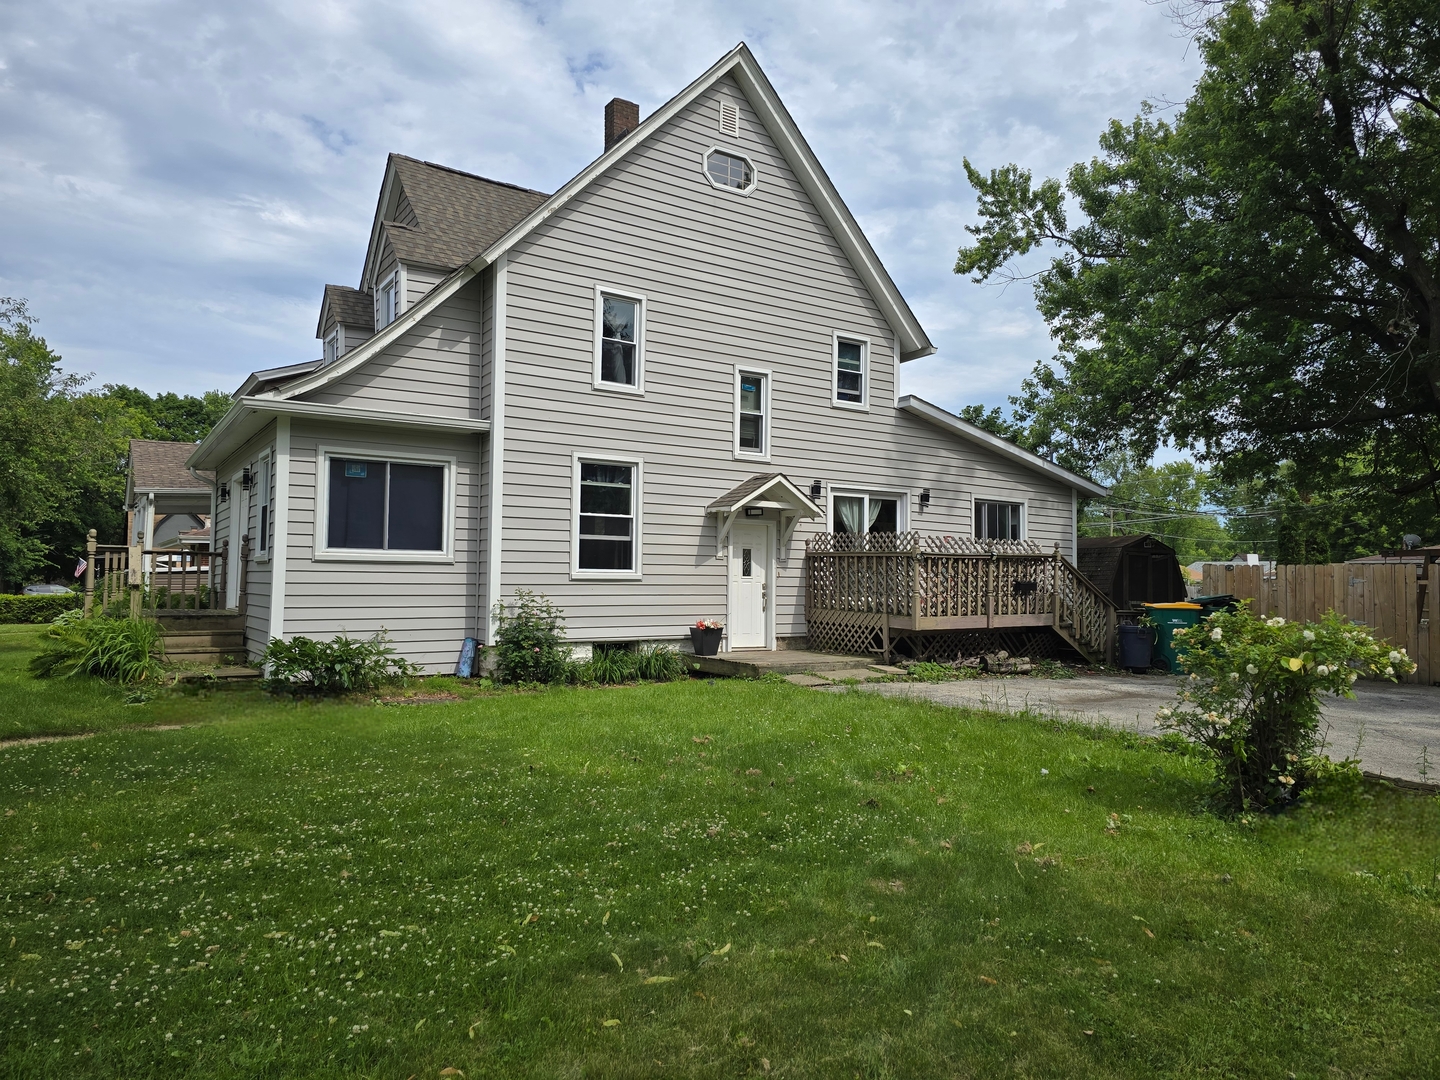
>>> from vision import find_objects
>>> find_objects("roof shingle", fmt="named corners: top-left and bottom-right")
top-left (129, 440), bottom-right (212, 492)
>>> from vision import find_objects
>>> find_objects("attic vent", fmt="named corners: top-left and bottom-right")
top-left (718, 100), bottom-right (740, 137)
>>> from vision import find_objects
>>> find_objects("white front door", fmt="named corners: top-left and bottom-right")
top-left (728, 523), bottom-right (770, 650)
top-left (226, 472), bottom-right (245, 609)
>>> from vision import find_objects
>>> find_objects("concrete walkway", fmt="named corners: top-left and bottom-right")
top-left (826, 673), bottom-right (1440, 784)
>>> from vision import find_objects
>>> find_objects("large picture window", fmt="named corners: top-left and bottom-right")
top-left (575, 458), bottom-right (639, 574)
top-left (326, 457), bottom-right (445, 552)
top-left (975, 500), bottom-right (1023, 541)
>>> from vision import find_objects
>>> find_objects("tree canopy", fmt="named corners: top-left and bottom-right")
top-left (957, 0), bottom-right (1440, 555)
top-left (0, 298), bottom-right (230, 591)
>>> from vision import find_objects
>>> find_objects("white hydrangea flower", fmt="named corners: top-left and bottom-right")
top-left (1229, 671), bottom-right (1239, 681)
top-left (1389, 651), bottom-right (1402, 663)
top-left (1246, 664), bottom-right (1258, 675)
top-left (1211, 628), bottom-right (1223, 641)
top-left (1348, 672), bottom-right (1358, 684)
top-left (1267, 617), bottom-right (1285, 627)
top-left (1216, 717), bottom-right (1231, 728)
top-left (1385, 666), bottom-right (1395, 676)
top-left (1303, 630), bottom-right (1316, 641)
top-left (1316, 665), bottom-right (1329, 676)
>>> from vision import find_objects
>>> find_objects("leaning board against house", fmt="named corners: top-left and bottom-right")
top-left (187, 44), bottom-right (1107, 669)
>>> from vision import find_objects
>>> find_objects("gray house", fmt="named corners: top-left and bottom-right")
top-left (188, 44), bottom-right (1105, 668)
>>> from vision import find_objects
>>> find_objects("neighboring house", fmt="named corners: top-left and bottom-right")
top-left (126, 440), bottom-right (213, 551)
top-left (187, 44), bottom-right (1106, 668)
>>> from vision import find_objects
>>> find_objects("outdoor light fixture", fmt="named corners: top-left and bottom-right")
top-left (920, 488), bottom-right (931, 508)
top-left (240, 468), bottom-right (253, 491)
top-left (745, 506), bottom-right (765, 517)
top-left (810, 480), bottom-right (822, 498)
top-left (218, 483), bottom-right (230, 504)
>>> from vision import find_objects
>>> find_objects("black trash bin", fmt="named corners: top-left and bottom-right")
top-left (1193, 594), bottom-right (1240, 617)
top-left (1118, 623), bottom-right (1155, 673)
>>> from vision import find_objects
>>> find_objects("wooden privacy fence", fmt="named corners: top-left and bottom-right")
top-left (81, 529), bottom-right (242, 618)
top-left (1201, 561), bottom-right (1439, 685)
top-left (805, 532), bottom-right (1116, 664)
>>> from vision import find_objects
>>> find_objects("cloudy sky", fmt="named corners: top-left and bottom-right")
top-left (0, 0), bottom-right (1202, 411)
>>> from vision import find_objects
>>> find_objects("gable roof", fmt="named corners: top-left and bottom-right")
top-left (272, 42), bottom-right (934, 405)
top-left (706, 473), bottom-right (822, 516)
top-left (897, 396), bottom-right (1109, 498)
top-left (129, 440), bottom-right (211, 495)
top-left (362, 156), bottom-right (550, 285)
top-left (316, 284), bottom-right (374, 338)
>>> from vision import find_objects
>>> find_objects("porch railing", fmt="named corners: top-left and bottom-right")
top-left (804, 532), bottom-right (1116, 664)
top-left (82, 530), bottom-right (246, 618)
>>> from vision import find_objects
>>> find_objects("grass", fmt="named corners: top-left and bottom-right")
top-left (0, 630), bottom-right (1437, 1077)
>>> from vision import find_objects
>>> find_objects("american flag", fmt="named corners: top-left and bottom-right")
top-left (74, 557), bottom-right (87, 578)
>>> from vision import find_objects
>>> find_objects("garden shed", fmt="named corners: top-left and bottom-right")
top-left (1077, 535), bottom-right (1187, 611)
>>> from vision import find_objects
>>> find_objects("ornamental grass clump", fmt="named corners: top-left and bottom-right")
top-left (1158, 608), bottom-right (1416, 812)
top-left (28, 616), bottom-right (164, 684)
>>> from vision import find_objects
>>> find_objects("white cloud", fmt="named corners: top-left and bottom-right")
top-left (0, 0), bottom-right (1200, 408)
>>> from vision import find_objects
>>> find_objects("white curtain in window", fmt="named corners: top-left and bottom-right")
top-left (835, 496), bottom-right (864, 535)
top-left (867, 498), bottom-right (883, 531)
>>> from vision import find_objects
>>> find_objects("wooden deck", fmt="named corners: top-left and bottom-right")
top-left (805, 533), bottom-right (1117, 665)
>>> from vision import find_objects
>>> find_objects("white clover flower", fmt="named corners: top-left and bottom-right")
top-left (1229, 671), bottom-right (1239, 681)
top-left (1246, 664), bottom-right (1258, 675)
top-left (1389, 651), bottom-right (1402, 663)
top-left (1211, 628), bottom-right (1223, 641)
top-left (1316, 665), bottom-right (1329, 676)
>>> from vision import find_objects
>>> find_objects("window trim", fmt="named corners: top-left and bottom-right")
top-left (972, 497), bottom-right (1027, 542)
top-left (571, 452), bottom-right (644, 580)
top-left (832, 332), bottom-right (871, 411)
top-left (376, 268), bottom-right (405, 330)
top-left (827, 488), bottom-right (910, 535)
top-left (591, 285), bottom-right (646, 395)
top-left (313, 445), bottom-right (457, 563)
top-left (323, 325), bottom-right (341, 366)
top-left (701, 145), bottom-right (759, 197)
top-left (733, 365), bottom-right (772, 461)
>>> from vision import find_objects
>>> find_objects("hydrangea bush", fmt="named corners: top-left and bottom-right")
top-left (1158, 608), bottom-right (1416, 812)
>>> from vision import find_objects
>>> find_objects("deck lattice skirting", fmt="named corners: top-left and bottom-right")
top-left (804, 533), bottom-right (1116, 664)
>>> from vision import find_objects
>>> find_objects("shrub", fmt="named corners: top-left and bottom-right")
top-left (1159, 608), bottom-right (1416, 812)
top-left (0, 592), bottom-right (80, 624)
top-left (29, 617), bottom-right (163, 684)
top-left (262, 633), bottom-right (418, 695)
top-left (571, 643), bottom-right (689, 685)
top-left (493, 591), bottom-right (572, 685)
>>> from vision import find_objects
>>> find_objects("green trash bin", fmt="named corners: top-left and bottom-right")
top-left (1143, 602), bottom-right (1203, 673)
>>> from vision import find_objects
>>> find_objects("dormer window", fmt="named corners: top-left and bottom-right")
top-left (703, 149), bottom-right (756, 194)
top-left (378, 271), bottom-right (401, 329)
top-left (323, 327), bottom-right (340, 366)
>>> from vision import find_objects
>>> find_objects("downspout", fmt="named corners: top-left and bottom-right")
top-left (484, 254), bottom-right (508, 644)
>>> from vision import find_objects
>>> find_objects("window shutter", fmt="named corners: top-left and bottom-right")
top-left (719, 100), bottom-right (740, 138)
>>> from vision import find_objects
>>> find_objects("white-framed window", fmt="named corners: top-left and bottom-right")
top-left (377, 270), bottom-right (402, 329)
top-left (593, 287), bottom-right (645, 393)
top-left (718, 99), bottom-right (740, 138)
top-left (831, 490), bottom-right (904, 536)
top-left (572, 454), bottom-right (642, 578)
top-left (316, 447), bottom-right (455, 561)
top-left (323, 326), bottom-right (341, 366)
top-left (833, 333), bottom-right (869, 409)
top-left (702, 147), bottom-right (758, 195)
top-left (734, 367), bottom-right (771, 459)
top-left (256, 453), bottom-right (274, 559)
top-left (975, 499), bottom-right (1024, 541)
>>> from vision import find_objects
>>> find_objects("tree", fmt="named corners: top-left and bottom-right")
top-left (103, 385), bottom-right (233, 444)
top-left (956, 0), bottom-right (1440, 551)
top-left (1080, 454), bottom-right (1234, 564)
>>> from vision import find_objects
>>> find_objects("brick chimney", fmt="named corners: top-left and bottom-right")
top-left (604, 98), bottom-right (639, 151)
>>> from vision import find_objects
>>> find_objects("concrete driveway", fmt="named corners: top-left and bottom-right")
top-left (832, 673), bottom-right (1440, 785)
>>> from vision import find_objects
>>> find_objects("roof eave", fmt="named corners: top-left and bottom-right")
top-left (897, 395), bottom-right (1109, 498)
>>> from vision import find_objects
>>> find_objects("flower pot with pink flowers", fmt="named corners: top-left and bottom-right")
top-left (690, 620), bottom-right (723, 656)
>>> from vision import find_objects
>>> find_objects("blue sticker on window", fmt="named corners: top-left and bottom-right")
top-left (345, 462), bottom-right (367, 478)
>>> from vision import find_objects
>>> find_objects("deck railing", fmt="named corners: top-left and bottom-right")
top-left (81, 530), bottom-right (244, 618)
top-left (805, 532), bottom-right (1115, 663)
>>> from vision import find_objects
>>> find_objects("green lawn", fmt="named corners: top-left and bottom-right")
top-left (1, 630), bottom-right (1437, 1077)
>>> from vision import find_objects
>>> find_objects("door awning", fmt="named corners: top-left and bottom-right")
top-left (706, 473), bottom-right (823, 551)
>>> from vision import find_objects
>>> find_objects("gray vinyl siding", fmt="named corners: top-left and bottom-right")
top-left (298, 280), bottom-right (484, 420)
top-left (406, 266), bottom-right (445, 307)
top-left (281, 420), bottom-right (483, 671)
top-left (339, 322), bottom-right (372, 357)
top-left (496, 74), bottom-right (1077, 643)
top-left (394, 189), bottom-right (420, 229)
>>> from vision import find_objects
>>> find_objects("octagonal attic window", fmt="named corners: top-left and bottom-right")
top-left (704, 149), bottom-right (755, 193)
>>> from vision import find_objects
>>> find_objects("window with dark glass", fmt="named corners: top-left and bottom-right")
top-left (738, 372), bottom-right (766, 453)
top-left (975, 500), bottom-right (1022, 541)
top-left (578, 462), bottom-right (634, 571)
top-left (600, 296), bottom-right (638, 386)
top-left (836, 339), bottom-right (864, 403)
top-left (706, 150), bottom-right (753, 190)
top-left (327, 458), bottom-right (444, 552)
